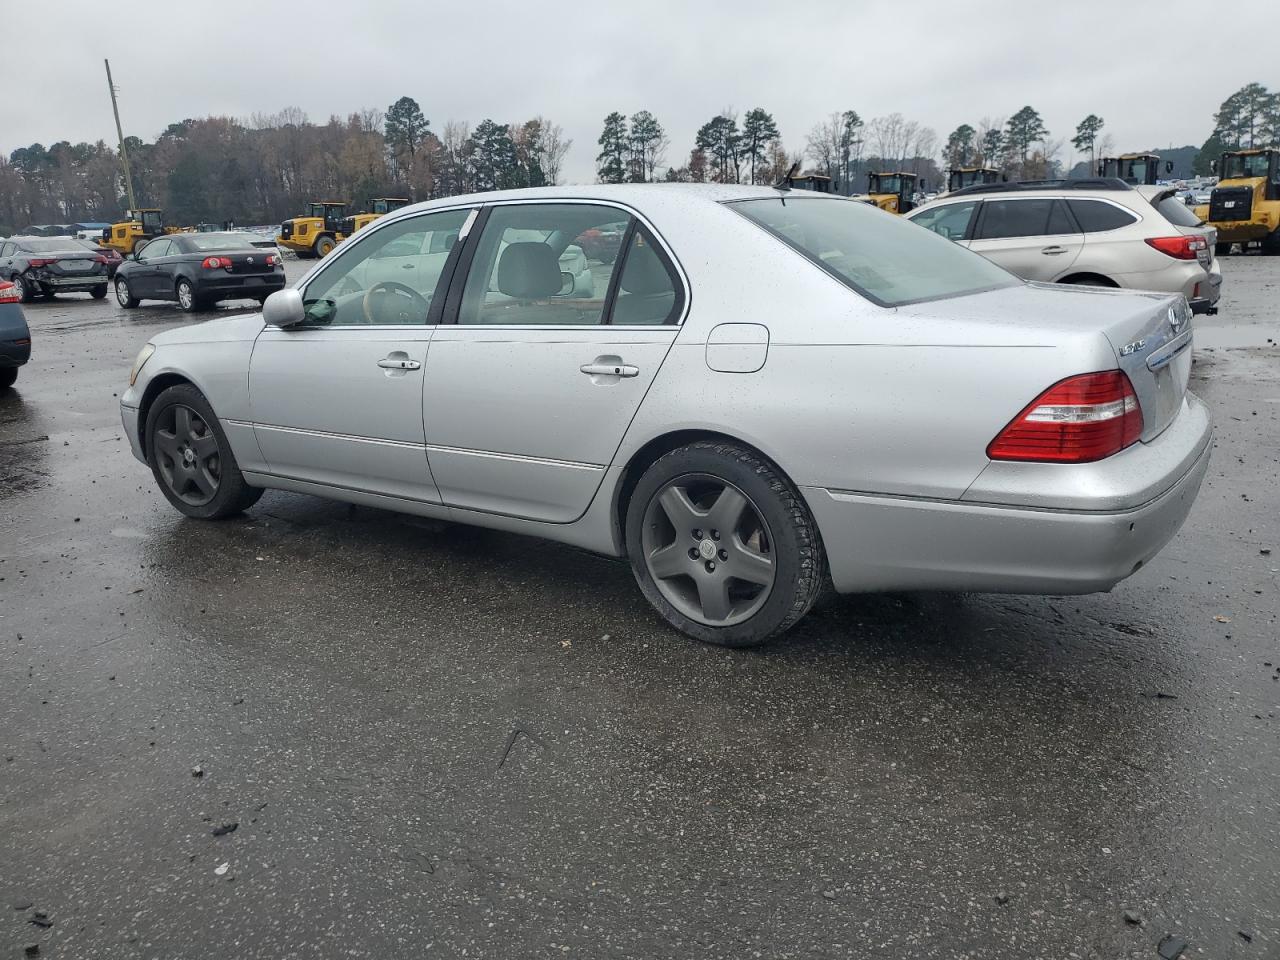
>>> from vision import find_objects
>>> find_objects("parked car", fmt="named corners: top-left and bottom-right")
top-left (0, 235), bottom-right (111, 302)
top-left (113, 232), bottom-right (286, 312)
top-left (0, 281), bottom-right (31, 391)
top-left (121, 185), bottom-right (1211, 647)
top-left (905, 178), bottom-right (1221, 315)
top-left (73, 238), bottom-right (124, 277)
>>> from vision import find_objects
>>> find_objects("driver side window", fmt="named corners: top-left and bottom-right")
top-left (300, 208), bottom-right (471, 326)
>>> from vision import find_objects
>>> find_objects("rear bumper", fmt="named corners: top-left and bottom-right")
top-left (195, 274), bottom-right (285, 298)
top-left (807, 393), bottom-right (1212, 595)
top-left (1, 338), bottom-right (31, 367)
top-left (35, 274), bottom-right (108, 291)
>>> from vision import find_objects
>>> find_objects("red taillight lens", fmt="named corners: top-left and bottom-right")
top-left (0, 282), bottom-right (19, 303)
top-left (201, 256), bottom-right (233, 269)
top-left (28, 257), bottom-right (55, 268)
top-left (987, 371), bottom-right (1143, 463)
top-left (1145, 235), bottom-right (1206, 260)
top-left (265, 254), bottom-right (277, 266)
top-left (94, 255), bottom-right (109, 264)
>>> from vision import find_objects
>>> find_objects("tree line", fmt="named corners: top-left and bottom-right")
top-left (3, 82), bottom-right (1278, 235)
top-left (0, 96), bottom-right (570, 233)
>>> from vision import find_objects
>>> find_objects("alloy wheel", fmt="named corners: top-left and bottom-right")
top-left (152, 404), bottom-right (221, 506)
top-left (641, 473), bottom-right (777, 627)
top-left (178, 281), bottom-right (194, 310)
top-left (115, 279), bottom-right (131, 306)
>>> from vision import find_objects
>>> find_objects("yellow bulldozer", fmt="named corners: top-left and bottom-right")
top-left (1097, 153), bottom-right (1172, 186)
top-left (1193, 148), bottom-right (1280, 255)
top-left (344, 197), bottom-right (412, 236)
top-left (101, 209), bottom-right (188, 255)
top-left (855, 172), bottom-right (921, 214)
top-left (947, 167), bottom-right (1001, 193)
top-left (277, 201), bottom-right (351, 258)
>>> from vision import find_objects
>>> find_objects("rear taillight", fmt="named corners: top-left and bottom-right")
top-left (265, 254), bottom-right (277, 266)
top-left (0, 282), bottom-right (19, 303)
top-left (28, 257), bottom-right (55, 268)
top-left (987, 371), bottom-right (1143, 463)
top-left (201, 256), bottom-right (233, 269)
top-left (94, 255), bottom-right (109, 264)
top-left (1145, 235), bottom-right (1206, 260)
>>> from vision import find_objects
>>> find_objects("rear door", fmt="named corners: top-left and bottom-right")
top-left (422, 201), bottom-right (685, 523)
top-left (1065, 198), bottom-right (1144, 275)
top-left (969, 198), bottom-right (1083, 281)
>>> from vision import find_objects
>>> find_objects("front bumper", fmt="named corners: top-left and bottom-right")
top-left (807, 393), bottom-right (1212, 596)
top-left (121, 401), bottom-right (144, 464)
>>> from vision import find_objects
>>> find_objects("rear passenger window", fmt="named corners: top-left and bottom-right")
top-left (975, 199), bottom-right (1055, 239)
top-left (1066, 199), bottom-right (1138, 233)
top-left (610, 227), bottom-right (681, 325)
top-left (1046, 200), bottom-right (1077, 235)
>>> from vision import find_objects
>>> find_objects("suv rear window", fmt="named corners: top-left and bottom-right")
top-left (1065, 199), bottom-right (1138, 233)
top-left (730, 196), bottom-right (1016, 307)
top-left (1152, 193), bottom-right (1204, 228)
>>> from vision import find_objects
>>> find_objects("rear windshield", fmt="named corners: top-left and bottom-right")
top-left (1153, 193), bottom-right (1204, 227)
top-left (182, 233), bottom-right (261, 252)
top-left (18, 237), bottom-right (82, 253)
top-left (729, 196), bottom-right (1017, 307)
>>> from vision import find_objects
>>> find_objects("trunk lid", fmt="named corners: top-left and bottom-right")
top-left (224, 251), bottom-right (275, 275)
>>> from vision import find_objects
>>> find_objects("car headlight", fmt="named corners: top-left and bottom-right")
top-left (129, 343), bottom-right (156, 386)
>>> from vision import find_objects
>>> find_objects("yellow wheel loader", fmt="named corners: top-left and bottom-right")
top-left (277, 201), bottom-right (350, 258)
top-left (1192, 149), bottom-right (1280, 255)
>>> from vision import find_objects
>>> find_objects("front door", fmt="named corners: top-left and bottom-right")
top-left (247, 206), bottom-right (473, 502)
top-left (423, 202), bottom-right (685, 523)
top-left (969, 198), bottom-right (1083, 281)
top-left (133, 237), bottom-right (173, 297)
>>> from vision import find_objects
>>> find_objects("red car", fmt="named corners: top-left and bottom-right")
top-left (74, 238), bottom-right (124, 278)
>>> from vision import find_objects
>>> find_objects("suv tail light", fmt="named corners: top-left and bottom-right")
top-left (987, 371), bottom-right (1143, 463)
top-left (0, 281), bottom-right (19, 303)
top-left (201, 256), bottom-right (233, 269)
top-left (1145, 235), bottom-right (1207, 260)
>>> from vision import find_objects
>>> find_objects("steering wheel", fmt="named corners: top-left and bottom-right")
top-left (362, 281), bottom-right (429, 325)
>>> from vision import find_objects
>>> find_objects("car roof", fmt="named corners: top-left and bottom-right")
top-left (389, 183), bottom-right (783, 220)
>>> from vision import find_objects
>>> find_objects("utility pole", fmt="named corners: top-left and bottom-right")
top-left (104, 58), bottom-right (138, 213)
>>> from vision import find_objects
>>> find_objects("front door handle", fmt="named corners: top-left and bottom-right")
top-left (580, 362), bottom-right (639, 378)
top-left (1041, 245), bottom-right (1068, 255)
top-left (378, 357), bottom-right (421, 370)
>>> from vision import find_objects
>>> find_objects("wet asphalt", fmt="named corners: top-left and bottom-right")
top-left (1, 258), bottom-right (1278, 960)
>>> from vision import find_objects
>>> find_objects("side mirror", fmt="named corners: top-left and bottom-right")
top-left (1210, 160), bottom-right (1218, 174)
top-left (262, 288), bottom-right (305, 327)
top-left (919, 179), bottom-right (928, 191)
top-left (1165, 161), bottom-right (1174, 174)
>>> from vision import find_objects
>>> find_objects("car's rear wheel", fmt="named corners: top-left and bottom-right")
top-left (91, 284), bottom-right (107, 299)
top-left (176, 278), bottom-right (199, 312)
top-left (115, 277), bottom-right (139, 308)
top-left (314, 235), bottom-right (335, 258)
top-left (145, 383), bottom-right (262, 520)
top-left (0, 367), bottom-right (17, 391)
top-left (625, 441), bottom-right (825, 647)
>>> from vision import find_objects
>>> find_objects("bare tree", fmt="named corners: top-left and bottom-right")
top-left (530, 116), bottom-right (571, 185)
top-left (805, 113), bottom-right (843, 177)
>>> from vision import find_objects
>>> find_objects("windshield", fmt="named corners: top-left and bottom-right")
top-left (871, 176), bottom-right (903, 195)
top-left (1222, 153), bottom-right (1272, 179)
top-left (183, 233), bottom-right (260, 252)
top-left (730, 196), bottom-right (1017, 307)
top-left (1128, 160), bottom-right (1150, 182)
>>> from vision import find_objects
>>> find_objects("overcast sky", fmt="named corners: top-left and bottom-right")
top-left (7, 0), bottom-right (1275, 182)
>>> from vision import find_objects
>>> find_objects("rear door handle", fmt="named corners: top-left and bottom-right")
top-left (378, 358), bottom-right (421, 370)
top-left (1041, 245), bottom-right (1068, 255)
top-left (580, 362), bottom-right (638, 378)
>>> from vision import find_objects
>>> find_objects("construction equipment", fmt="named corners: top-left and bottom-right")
top-left (1193, 148), bottom-right (1280, 255)
top-left (343, 197), bottom-right (413, 236)
top-left (947, 167), bottom-right (1001, 193)
top-left (787, 173), bottom-right (839, 193)
top-left (856, 172), bottom-right (921, 214)
top-left (1097, 153), bottom-right (1172, 186)
top-left (101, 209), bottom-right (176, 255)
top-left (277, 201), bottom-right (350, 258)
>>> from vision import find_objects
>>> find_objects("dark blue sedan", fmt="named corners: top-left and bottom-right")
top-left (0, 280), bottom-right (31, 390)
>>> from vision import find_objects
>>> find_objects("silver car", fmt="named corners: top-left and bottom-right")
top-left (905, 179), bottom-right (1223, 315)
top-left (121, 185), bottom-right (1212, 647)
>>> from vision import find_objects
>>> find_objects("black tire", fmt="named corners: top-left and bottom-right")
top-left (91, 284), bottom-right (108, 299)
top-left (1263, 229), bottom-right (1280, 257)
top-left (1215, 242), bottom-right (1232, 257)
top-left (176, 278), bottom-right (199, 313)
top-left (624, 441), bottom-right (825, 647)
top-left (115, 277), bottom-right (139, 308)
top-left (314, 235), bottom-right (336, 258)
top-left (144, 383), bottom-right (262, 520)
top-left (0, 367), bottom-right (17, 391)
top-left (12, 273), bottom-right (35, 304)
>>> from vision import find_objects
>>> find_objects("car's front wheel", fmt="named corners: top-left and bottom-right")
top-left (625, 441), bottom-right (825, 647)
top-left (115, 277), bottom-right (139, 308)
top-left (144, 383), bottom-right (263, 520)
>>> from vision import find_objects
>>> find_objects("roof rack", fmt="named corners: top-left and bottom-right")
top-left (948, 177), bottom-right (1133, 197)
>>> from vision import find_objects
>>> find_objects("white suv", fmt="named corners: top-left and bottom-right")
top-left (905, 178), bottom-right (1222, 315)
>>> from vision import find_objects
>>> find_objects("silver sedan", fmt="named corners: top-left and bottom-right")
top-left (120, 185), bottom-right (1212, 647)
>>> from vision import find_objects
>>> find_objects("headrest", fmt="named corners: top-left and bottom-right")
top-left (619, 239), bottom-right (671, 296)
top-left (497, 242), bottom-right (562, 298)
